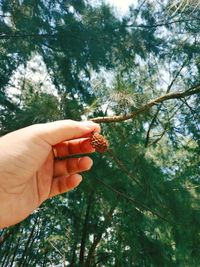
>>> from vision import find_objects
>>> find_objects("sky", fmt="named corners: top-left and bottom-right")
top-left (89, 0), bottom-right (137, 17)
top-left (105, 0), bottom-right (137, 16)
top-left (7, 0), bottom-right (138, 98)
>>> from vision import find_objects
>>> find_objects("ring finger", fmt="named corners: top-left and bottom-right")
top-left (53, 156), bottom-right (93, 178)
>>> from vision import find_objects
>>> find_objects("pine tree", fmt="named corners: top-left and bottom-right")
top-left (0, 0), bottom-right (200, 266)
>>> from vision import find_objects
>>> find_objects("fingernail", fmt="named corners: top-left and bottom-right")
top-left (86, 157), bottom-right (93, 169)
top-left (68, 174), bottom-right (82, 189)
top-left (74, 174), bottom-right (82, 184)
top-left (79, 157), bottom-right (93, 170)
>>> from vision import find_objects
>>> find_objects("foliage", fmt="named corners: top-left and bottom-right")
top-left (0, 0), bottom-right (200, 266)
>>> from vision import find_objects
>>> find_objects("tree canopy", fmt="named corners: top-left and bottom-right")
top-left (0, 0), bottom-right (200, 266)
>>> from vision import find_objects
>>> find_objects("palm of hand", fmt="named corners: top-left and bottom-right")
top-left (13, 151), bottom-right (54, 224)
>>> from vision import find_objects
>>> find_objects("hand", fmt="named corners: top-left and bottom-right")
top-left (0, 120), bottom-right (100, 228)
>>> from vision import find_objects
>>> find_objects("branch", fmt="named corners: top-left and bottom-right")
top-left (0, 33), bottom-right (57, 40)
top-left (94, 178), bottom-right (171, 224)
top-left (107, 149), bottom-right (142, 186)
top-left (0, 14), bottom-right (12, 18)
top-left (147, 101), bottom-right (185, 146)
top-left (91, 84), bottom-right (200, 123)
top-left (145, 60), bottom-right (187, 147)
top-left (149, 128), bottom-right (167, 146)
top-left (126, 17), bottom-right (200, 29)
top-left (180, 98), bottom-right (200, 132)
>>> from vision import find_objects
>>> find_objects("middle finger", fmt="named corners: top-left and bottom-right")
top-left (53, 138), bottom-right (95, 159)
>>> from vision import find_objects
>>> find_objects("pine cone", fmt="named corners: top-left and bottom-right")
top-left (90, 132), bottom-right (109, 153)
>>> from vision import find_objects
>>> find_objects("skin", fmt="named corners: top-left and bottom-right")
top-left (0, 120), bottom-right (100, 229)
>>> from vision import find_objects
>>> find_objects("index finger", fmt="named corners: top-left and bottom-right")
top-left (37, 120), bottom-right (100, 145)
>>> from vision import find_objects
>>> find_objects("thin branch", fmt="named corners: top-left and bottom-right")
top-left (173, 184), bottom-right (200, 191)
top-left (167, 60), bottom-right (187, 93)
top-left (133, 0), bottom-right (147, 23)
top-left (91, 84), bottom-right (200, 123)
top-left (42, 42), bottom-right (63, 52)
top-left (94, 177), bottom-right (171, 224)
top-left (126, 17), bottom-right (200, 29)
top-left (148, 102), bottom-right (185, 146)
top-left (1, 16), bottom-right (199, 43)
top-left (0, 33), bottom-right (57, 40)
top-left (0, 14), bottom-right (12, 18)
top-left (145, 106), bottom-right (161, 147)
top-left (180, 98), bottom-right (200, 132)
top-left (107, 149), bottom-right (141, 186)
top-left (182, 97), bottom-right (200, 116)
top-left (145, 60), bottom-right (187, 146)
top-left (149, 129), bottom-right (167, 146)
top-left (49, 240), bottom-right (64, 258)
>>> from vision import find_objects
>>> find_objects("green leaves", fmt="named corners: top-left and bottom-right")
top-left (0, 0), bottom-right (200, 266)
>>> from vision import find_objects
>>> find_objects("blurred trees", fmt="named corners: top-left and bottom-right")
top-left (0, 0), bottom-right (200, 266)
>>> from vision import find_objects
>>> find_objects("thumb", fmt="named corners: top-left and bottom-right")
top-left (34, 120), bottom-right (100, 145)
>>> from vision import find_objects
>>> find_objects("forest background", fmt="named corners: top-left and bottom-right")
top-left (0, 0), bottom-right (200, 266)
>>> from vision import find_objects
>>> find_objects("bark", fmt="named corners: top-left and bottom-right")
top-left (84, 205), bottom-right (116, 267)
top-left (42, 252), bottom-right (48, 267)
top-left (91, 84), bottom-right (200, 123)
top-left (0, 225), bottom-right (20, 246)
top-left (69, 239), bottom-right (77, 267)
top-left (10, 228), bottom-right (23, 267)
top-left (1, 234), bottom-right (15, 267)
top-left (23, 231), bottom-right (40, 267)
top-left (18, 215), bottom-right (39, 267)
top-left (0, 230), bottom-right (12, 246)
top-left (79, 193), bottom-right (94, 266)
top-left (145, 60), bottom-right (187, 147)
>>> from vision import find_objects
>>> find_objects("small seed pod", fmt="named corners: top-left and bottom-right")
top-left (90, 132), bottom-right (109, 153)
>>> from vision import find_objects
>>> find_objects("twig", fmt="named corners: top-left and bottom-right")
top-left (48, 240), bottom-right (64, 258)
top-left (145, 60), bottom-right (187, 147)
top-left (180, 98), bottom-right (200, 132)
top-left (107, 149), bottom-right (141, 186)
top-left (148, 102), bottom-right (185, 146)
top-left (94, 177), bottom-right (171, 224)
top-left (0, 33), bottom-right (57, 40)
top-left (125, 17), bottom-right (200, 29)
top-left (91, 84), bottom-right (200, 123)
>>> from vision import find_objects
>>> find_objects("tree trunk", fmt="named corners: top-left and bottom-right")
top-left (79, 193), bottom-right (94, 266)
top-left (84, 205), bottom-right (116, 267)
top-left (1, 234), bottom-right (15, 267)
top-left (42, 250), bottom-right (48, 267)
top-left (69, 239), bottom-right (78, 267)
top-left (0, 227), bottom-right (16, 246)
top-left (24, 231), bottom-right (40, 267)
top-left (18, 214), bottom-right (39, 267)
top-left (10, 228), bottom-right (23, 267)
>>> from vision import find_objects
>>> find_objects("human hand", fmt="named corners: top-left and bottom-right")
top-left (0, 120), bottom-right (100, 228)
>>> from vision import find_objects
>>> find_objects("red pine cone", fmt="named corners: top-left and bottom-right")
top-left (90, 132), bottom-right (109, 153)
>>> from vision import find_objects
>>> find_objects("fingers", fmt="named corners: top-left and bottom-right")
top-left (54, 156), bottom-right (93, 177)
top-left (49, 174), bottom-right (82, 198)
top-left (49, 155), bottom-right (93, 198)
top-left (53, 138), bottom-right (95, 158)
top-left (35, 120), bottom-right (100, 145)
